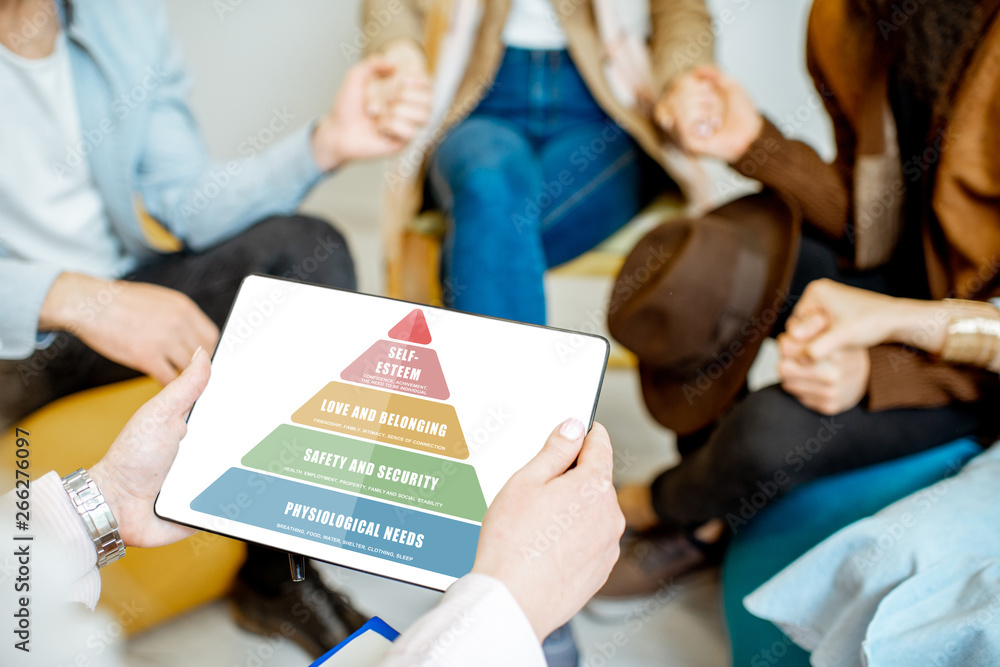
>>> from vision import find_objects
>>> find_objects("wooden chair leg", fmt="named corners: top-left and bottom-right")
top-left (388, 229), bottom-right (444, 306)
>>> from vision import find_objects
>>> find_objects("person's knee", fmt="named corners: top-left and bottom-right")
top-left (447, 162), bottom-right (542, 243)
top-left (714, 388), bottom-right (807, 486)
top-left (437, 123), bottom-right (535, 206)
top-left (254, 215), bottom-right (357, 290)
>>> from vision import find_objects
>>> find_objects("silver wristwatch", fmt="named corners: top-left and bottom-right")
top-left (61, 468), bottom-right (126, 569)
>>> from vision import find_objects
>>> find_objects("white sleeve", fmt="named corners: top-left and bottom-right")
top-left (12, 471), bottom-right (101, 607)
top-left (379, 574), bottom-right (546, 667)
top-left (0, 471), bottom-right (131, 666)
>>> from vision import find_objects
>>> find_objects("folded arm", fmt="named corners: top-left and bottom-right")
top-left (781, 280), bottom-right (1000, 414)
top-left (0, 258), bottom-right (63, 360)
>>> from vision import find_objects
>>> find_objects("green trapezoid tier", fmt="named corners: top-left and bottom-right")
top-left (241, 424), bottom-right (487, 522)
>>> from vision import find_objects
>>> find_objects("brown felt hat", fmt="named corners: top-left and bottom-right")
top-left (608, 190), bottom-right (801, 436)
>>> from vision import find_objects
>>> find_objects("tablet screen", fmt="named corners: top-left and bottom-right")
top-left (155, 275), bottom-right (609, 591)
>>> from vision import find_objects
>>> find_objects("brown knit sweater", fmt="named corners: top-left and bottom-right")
top-left (732, 0), bottom-right (1000, 412)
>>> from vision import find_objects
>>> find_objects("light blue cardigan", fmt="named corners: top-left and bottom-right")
top-left (1, 0), bottom-right (325, 360)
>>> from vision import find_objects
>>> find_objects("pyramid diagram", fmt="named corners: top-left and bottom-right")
top-left (292, 308), bottom-right (464, 456)
top-left (190, 309), bottom-right (487, 580)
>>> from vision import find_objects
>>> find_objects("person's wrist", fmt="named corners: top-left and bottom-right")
top-left (311, 117), bottom-right (345, 172)
top-left (39, 272), bottom-right (88, 331)
top-left (889, 300), bottom-right (951, 353)
top-left (498, 581), bottom-right (547, 641)
top-left (382, 38), bottom-right (426, 70)
top-left (40, 272), bottom-right (119, 336)
top-left (86, 461), bottom-right (121, 534)
top-left (470, 563), bottom-right (548, 640)
top-left (62, 466), bottom-right (127, 567)
top-left (381, 40), bottom-right (431, 91)
top-left (87, 460), bottom-right (141, 550)
top-left (875, 298), bottom-right (913, 346)
top-left (727, 112), bottom-right (765, 163)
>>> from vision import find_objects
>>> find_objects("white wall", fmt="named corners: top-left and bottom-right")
top-left (707, 0), bottom-right (834, 158)
top-left (163, 0), bottom-right (387, 291)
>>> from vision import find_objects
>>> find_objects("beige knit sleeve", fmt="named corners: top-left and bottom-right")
top-left (361, 0), bottom-right (427, 56)
top-left (649, 0), bottom-right (715, 95)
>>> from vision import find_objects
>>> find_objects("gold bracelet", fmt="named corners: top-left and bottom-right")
top-left (940, 300), bottom-right (1000, 368)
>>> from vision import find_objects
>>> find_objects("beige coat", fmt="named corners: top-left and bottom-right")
top-left (362, 0), bottom-right (715, 271)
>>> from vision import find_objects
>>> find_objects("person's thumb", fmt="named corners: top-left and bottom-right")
top-left (691, 64), bottom-right (721, 81)
top-left (787, 311), bottom-right (827, 342)
top-left (113, 348), bottom-right (210, 457)
top-left (347, 55), bottom-right (394, 106)
top-left (657, 106), bottom-right (675, 132)
top-left (154, 347), bottom-right (211, 421)
top-left (522, 418), bottom-right (587, 483)
top-left (356, 54), bottom-right (395, 83)
top-left (806, 325), bottom-right (855, 361)
top-left (573, 422), bottom-right (614, 480)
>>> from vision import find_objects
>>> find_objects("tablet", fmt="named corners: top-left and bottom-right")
top-left (155, 275), bottom-right (609, 591)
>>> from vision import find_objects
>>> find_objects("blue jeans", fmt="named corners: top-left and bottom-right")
top-left (430, 48), bottom-right (668, 325)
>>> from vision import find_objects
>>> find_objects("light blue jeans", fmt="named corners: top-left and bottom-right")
top-left (430, 48), bottom-right (668, 325)
top-left (746, 442), bottom-right (1000, 667)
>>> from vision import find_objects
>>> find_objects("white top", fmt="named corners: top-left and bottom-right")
top-left (502, 0), bottom-right (568, 50)
top-left (0, 33), bottom-right (128, 278)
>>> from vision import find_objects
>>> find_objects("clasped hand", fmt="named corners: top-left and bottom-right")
top-left (655, 65), bottom-right (763, 163)
top-left (776, 279), bottom-right (890, 415)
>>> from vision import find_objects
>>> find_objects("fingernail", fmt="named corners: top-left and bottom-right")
top-left (559, 418), bottom-right (585, 440)
top-left (191, 346), bottom-right (204, 363)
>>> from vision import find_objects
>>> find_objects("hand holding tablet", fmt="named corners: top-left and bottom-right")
top-left (473, 419), bottom-right (623, 640)
top-left (155, 276), bottom-right (611, 591)
top-left (72, 341), bottom-right (622, 665)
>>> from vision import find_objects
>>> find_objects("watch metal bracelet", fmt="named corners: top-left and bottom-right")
top-left (61, 468), bottom-right (127, 569)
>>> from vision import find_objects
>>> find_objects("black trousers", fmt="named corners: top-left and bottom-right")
top-left (0, 215), bottom-right (356, 592)
top-left (650, 235), bottom-right (993, 531)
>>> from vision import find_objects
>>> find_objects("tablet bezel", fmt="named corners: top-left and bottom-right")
top-left (153, 273), bottom-right (610, 591)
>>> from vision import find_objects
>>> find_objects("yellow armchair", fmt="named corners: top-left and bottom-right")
top-left (1, 205), bottom-right (245, 634)
top-left (3, 368), bottom-right (245, 635)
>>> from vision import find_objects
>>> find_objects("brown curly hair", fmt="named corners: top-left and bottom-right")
top-left (849, 0), bottom-right (992, 119)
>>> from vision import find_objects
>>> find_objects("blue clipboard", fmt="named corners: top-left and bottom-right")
top-left (309, 617), bottom-right (400, 667)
